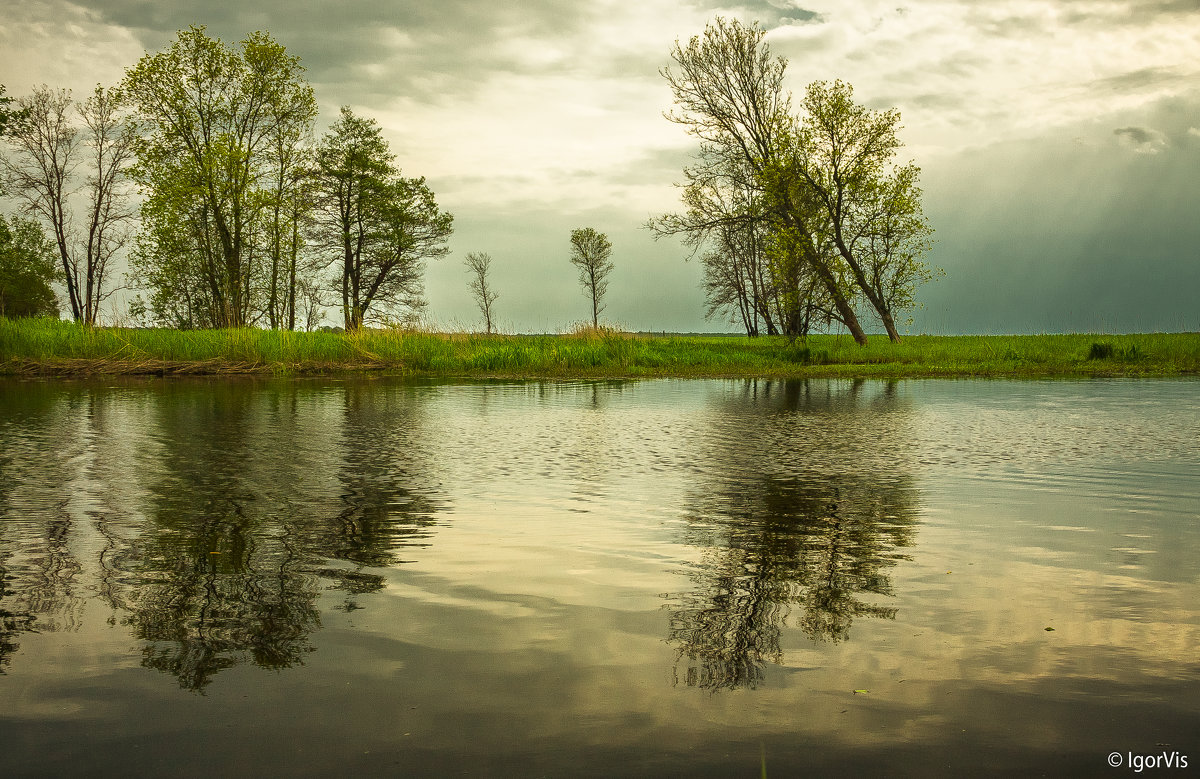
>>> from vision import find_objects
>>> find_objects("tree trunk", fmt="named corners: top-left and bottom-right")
top-left (831, 234), bottom-right (900, 343)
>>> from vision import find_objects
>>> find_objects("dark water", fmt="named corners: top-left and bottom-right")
top-left (1, 377), bottom-right (1197, 777)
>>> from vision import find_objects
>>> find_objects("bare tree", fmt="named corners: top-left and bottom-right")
top-left (463, 251), bottom-right (499, 334)
top-left (568, 227), bottom-right (614, 328)
top-left (1, 86), bottom-right (82, 319)
top-left (0, 84), bottom-right (133, 325)
top-left (77, 85), bottom-right (136, 324)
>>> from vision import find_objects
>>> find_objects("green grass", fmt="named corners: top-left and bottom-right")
top-left (2, 317), bottom-right (1199, 378)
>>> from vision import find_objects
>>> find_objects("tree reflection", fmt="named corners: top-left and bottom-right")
top-left (0, 387), bottom-right (89, 672)
top-left (669, 379), bottom-right (919, 690)
top-left (0, 380), bottom-right (444, 690)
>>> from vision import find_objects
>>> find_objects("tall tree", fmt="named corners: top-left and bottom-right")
top-left (658, 20), bottom-right (938, 344)
top-left (769, 81), bottom-right (936, 342)
top-left (463, 251), bottom-right (499, 334)
top-left (0, 84), bottom-right (132, 325)
top-left (122, 26), bottom-right (317, 328)
top-left (568, 227), bottom-right (614, 328)
top-left (0, 86), bottom-right (81, 319)
top-left (653, 18), bottom-right (870, 342)
top-left (77, 85), bottom-right (137, 325)
top-left (312, 107), bottom-right (452, 330)
top-left (0, 214), bottom-right (59, 318)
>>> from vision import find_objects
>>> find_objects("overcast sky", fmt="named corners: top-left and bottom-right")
top-left (2, 0), bottom-right (1198, 333)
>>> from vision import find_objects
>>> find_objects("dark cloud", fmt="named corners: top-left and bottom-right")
top-left (1092, 67), bottom-right (1184, 94)
top-left (914, 95), bottom-right (1200, 334)
top-left (1061, 0), bottom-right (1200, 26)
top-left (686, 0), bottom-right (822, 29)
top-left (1114, 125), bottom-right (1169, 154)
top-left (77, 0), bottom-right (603, 104)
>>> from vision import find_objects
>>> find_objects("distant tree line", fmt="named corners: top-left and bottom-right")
top-left (651, 18), bottom-right (940, 344)
top-left (0, 26), bottom-right (452, 331)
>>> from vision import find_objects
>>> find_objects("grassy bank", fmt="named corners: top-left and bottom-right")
top-left (2, 317), bottom-right (1198, 379)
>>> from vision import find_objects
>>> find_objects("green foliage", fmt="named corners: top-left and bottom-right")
top-left (312, 107), bottom-right (452, 330)
top-left (0, 83), bottom-right (18, 138)
top-left (657, 20), bottom-right (940, 345)
top-left (1088, 341), bottom-right (1143, 361)
top-left (122, 26), bottom-right (318, 328)
top-left (0, 215), bottom-right (59, 318)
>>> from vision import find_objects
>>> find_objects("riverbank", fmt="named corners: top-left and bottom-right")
top-left (2, 318), bottom-right (1198, 379)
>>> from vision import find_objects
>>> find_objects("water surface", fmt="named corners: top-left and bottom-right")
top-left (1, 377), bottom-right (1198, 776)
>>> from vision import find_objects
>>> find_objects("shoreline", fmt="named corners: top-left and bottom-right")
top-left (2, 320), bottom-right (1198, 380)
top-left (3, 357), bottom-right (1196, 381)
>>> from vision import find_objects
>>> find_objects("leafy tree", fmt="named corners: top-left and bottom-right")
top-left (657, 19), bottom-right (938, 344)
top-left (463, 251), bottom-right (499, 334)
top-left (0, 84), bottom-right (132, 324)
top-left (568, 227), bottom-right (614, 328)
top-left (122, 26), bottom-right (317, 328)
top-left (0, 84), bottom-right (23, 140)
top-left (651, 19), bottom-right (835, 339)
top-left (0, 215), bottom-right (59, 318)
top-left (767, 81), bottom-right (937, 342)
top-left (312, 107), bottom-right (452, 330)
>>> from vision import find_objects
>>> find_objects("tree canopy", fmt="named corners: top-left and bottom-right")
top-left (311, 107), bottom-right (453, 330)
top-left (655, 18), bottom-right (939, 344)
top-left (122, 26), bottom-right (318, 328)
top-left (0, 214), bottom-right (59, 318)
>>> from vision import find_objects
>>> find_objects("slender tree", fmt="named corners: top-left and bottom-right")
top-left (0, 86), bottom-right (82, 319)
top-left (463, 251), bottom-right (499, 334)
top-left (568, 227), bottom-right (614, 328)
top-left (77, 85), bottom-right (136, 325)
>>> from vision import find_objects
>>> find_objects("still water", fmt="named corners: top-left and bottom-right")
top-left (1, 377), bottom-right (1197, 776)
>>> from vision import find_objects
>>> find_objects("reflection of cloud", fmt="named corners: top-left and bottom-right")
top-left (1113, 125), bottom-right (1169, 154)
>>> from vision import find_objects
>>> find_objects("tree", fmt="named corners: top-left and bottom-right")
top-left (652, 18), bottom-right (867, 341)
top-left (568, 227), bottom-right (614, 328)
top-left (312, 107), bottom-right (452, 330)
top-left (463, 251), bottom-right (499, 334)
top-left (0, 84), bottom-right (134, 325)
top-left (0, 214), bottom-right (59, 318)
top-left (768, 81), bottom-right (937, 342)
top-left (122, 26), bottom-right (318, 328)
top-left (656, 20), bottom-right (938, 344)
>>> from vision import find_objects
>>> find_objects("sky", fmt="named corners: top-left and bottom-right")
top-left (1, 0), bottom-right (1198, 334)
